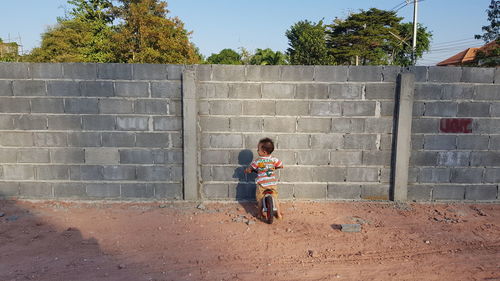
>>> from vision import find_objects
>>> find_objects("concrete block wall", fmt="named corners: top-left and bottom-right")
top-left (409, 67), bottom-right (500, 201)
top-left (198, 65), bottom-right (399, 201)
top-left (0, 63), bottom-right (183, 199)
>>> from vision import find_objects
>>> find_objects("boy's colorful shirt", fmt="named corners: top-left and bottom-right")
top-left (250, 156), bottom-right (283, 187)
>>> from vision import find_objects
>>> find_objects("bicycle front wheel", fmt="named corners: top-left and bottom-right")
top-left (265, 196), bottom-right (274, 224)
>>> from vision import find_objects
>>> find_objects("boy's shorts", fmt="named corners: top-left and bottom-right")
top-left (255, 184), bottom-right (278, 203)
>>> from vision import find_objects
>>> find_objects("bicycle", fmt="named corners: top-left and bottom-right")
top-left (261, 189), bottom-right (278, 224)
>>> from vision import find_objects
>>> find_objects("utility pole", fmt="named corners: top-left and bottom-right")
top-left (412, 0), bottom-right (418, 65)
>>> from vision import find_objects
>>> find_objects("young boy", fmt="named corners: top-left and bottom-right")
top-left (244, 138), bottom-right (284, 219)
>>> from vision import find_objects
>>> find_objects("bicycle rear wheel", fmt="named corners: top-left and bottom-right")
top-left (265, 196), bottom-right (274, 224)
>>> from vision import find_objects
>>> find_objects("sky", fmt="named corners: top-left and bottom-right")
top-left (0, 0), bottom-right (491, 66)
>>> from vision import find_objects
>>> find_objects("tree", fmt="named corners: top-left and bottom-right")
top-left (475, 0), bottom-right (499, 42)
top-left (112, 0), bottom-right (200, 64)
top-left (206, 48), bottom-right (242, 64)
top-left (249, 48), bottom-right (288, 65)
top-left (0, 38), bottom-right (20, 62)
top-left (285, 20), bottom-right (331, 65)
top-left (392, 23), bottom-right (432, 66)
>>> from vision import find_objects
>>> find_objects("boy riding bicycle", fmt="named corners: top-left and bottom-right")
top-left (244, 138), bottom-right (284, 220)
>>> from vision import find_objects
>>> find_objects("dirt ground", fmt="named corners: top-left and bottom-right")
top-left (0, 199), bottom-right (499, 281)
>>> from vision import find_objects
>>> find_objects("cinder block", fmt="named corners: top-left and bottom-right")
top-left (411, 119), bottom-right (439, 133)
top-left (201, 150), bottom-right (230, 164)
top-left (281, 166), bottom-right (313, 182)
top-left (465, 185), bottom-right (497, 200)
top-left (413, 102), bottom-right (425, 116)
top-left (69, 165), bottom-right (103, 180)
top-left (340, 224), bottom-right (361, 232)
top-left (201, 166), bottom-right (211, 181)
top-left (0, 63), bottom-right (29, 79)
top-left (99, 99), bottom-right (134, 114)
top-left (212, 165), bottom-right (241, 181)
top-left (85, 148), bottom-right (119, 164)
top-left (331, 118), bottom-right (364, 133)
top-left (62, 63), bottom-right (97, 79)
top-left (67, 132), bottom-right (101, 147)
top-left (0, 182), bottom-right (20, 197)
top-left (297, 150), bottom-right (330, 165)
top-left (360, 184), bottom-right (389, 200)
top-left (327, 184), bottom-right (361, 199)
top-left (210, 134), bottom-right (243, 148)
top-left (13, 80), bottom-right (46, 96)
top-left (54, 183), bottom-right (86, 198)
top-left (280, 65), bottom-right (314, 81)
top-left (330, 151), bottom-right (362, 166)
top-left (362, 151), bottom-right (392, 166)
top-left (98, 63), bottom-right (132, 80)
top-left (276, 134), bottom-right (310, 149)
top-left (407, 185), bottom-right (432, 201)
top-left (121, 184), bottom-right (154, 198)
top-left (0, 98), bottom-right (30, 113)
top-left (170, 133), bottom-right (182, 148)
top-left (314, 66), bottom-right (347, 82)
top-left (136, 166), bottom-right (169, 181)
top-left (418, 168), bottom-right (450, 183)
top-left (470, 151), bottom-right (500, 166)
top-left (209, 100), bottom-right (242, 115)
top-left (86, 183), bottom-right (121, 198)
top-left (310, 134), bottom-right (342, 149)
top-left (80, 81), bottom-right (113, 97)
top-left (200, 116), bottom-right (230, 132)
top-left (297, 118), bottom-right (331, 133)
top-left (346, 167), bottom-right (379, 182)
top-left (0, 132), bottom-right (33, 146)
top-left (36, 165), bottom-right (69, 180)
top-left (0, 80), bottom-right (12, 96)
top-left (228, 183), bottom-right (256, 200)
top-left (342, 101), bottom-right (376, 116)
top-left (295, 84), bottom-right (328, 99)
top-left (461, 67), bottom-right (494, 83)
top-left (153, 183), bottom-right (183, 199)
top-left (203, 184), bottom-right (229, 199)
top-left (424, 135), bottom-right (456, 150)
top-left (242, 100), bottom-right (275, 116)
top-left (151, 81), bottom-right (181, 98)
top-left (381, 135), bottom-right (395, 150)
top-left (348, 66), bottom-right (382, 82)
top-left (329, 84), bottom-right (363, 99)
top-left (3, 166), bottom-right (35, 180)
top-left (343, 134), bottom-right (377, 150)
top-left (230, 117), bottom-right (262, 132)
top-left (19, 182), bottom-right (52, 197)
top-left (156, 150), bottom-right (182, 164)
top-left (264, 117), bottom-right (297, 133)
top-left (167, 64), bottom-right (183, 80)
top-left (115, 81), bottom-right (149, 97)
top-left (310, 101), bottom-right (341, 116)
top-left (136, 133), bottom-right (169, 147)
top-left (116, 116), bottom-right (149, 131)
top-left (262, 84), bottom-right (295, 99)
top-left (64, 98), bottom-right (98, 114)
top-left (410, 151), bottom-right (438, 166)
top-left (313, 167), bottom-right (345, 182)
top-left (414, 83), bottom-right (441, 100)
top-left (433, 185), bottom-right (465, 200)
top-left (50, 148), bottom-right (85, 163)
top-left (14, 115), bottom-right (48, 130)
top-left (365, 83), bottom-right (396, 99)
top-left (30, 63), bottom-right (63, 79)
top-left (47, 81), bottom-right (80, 97)
top-left (492, 103), bottom-right (500, 117)
top-left (168, 100), bottom-right (182, 115)
top-left (119, 149), bottom-right (154, 164)
top-left (450, 168), bottom-right (484, 183)
top-left (135, 99), bottom-right (168, 114)
top-left (457, 102), bottom-right (490, 117)
top-left (82, 115), bottom-right (115, 130)
top-left (228, 83), bottom-right (261, 98)
top-left (406, 66), bottom-right (428, 82)
top-left (457, 135), bottom-right (489, 150)
top-left (195, 64), bottom-right (212, 81)
top-left (364, 118), bottom-right (393, 134)
top-left (17, 149), bottom-right (50, 163)
top-left (246, 65), bottom-right (280, 81)
top-left (379, 167), bottom-right (391, 183)
top-left (270, 150), bottom-right (295, 165)
top-left (485, 168), bottom-right (500, 183)
top-left (154, 117), bottom-right (182, 131)
top-left (428, 67), bottom-right (462, 82)
top-left (441, 84), bottom-right (474, 100)
top-left (243, 134), bottom-right (278, 149)
top-left (102, 165), bottom-right (136, 180)
top-left (476, 119), bottom-right (500, 134)
top-left (0, 148), bottom-right (17, 163)
top-left (31, 98), bottom-right (64, 113)
top-left (437, 151), bottom-right (470, 166)
top-left (382, 66), bottom-right (402, 82)
top-left (424, 102), bottom-right (457, 117)
top-left (490, 136), bottom-right (500, 150)
top-left (294, 183), bottom-right (327, 199)
top-left (212, 65), bottom-right (245, 81)
top-left (133, 64), bottom-right (167, 80)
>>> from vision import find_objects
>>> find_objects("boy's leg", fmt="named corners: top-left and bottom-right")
top-left (270, 186), bottom-right (283, 219)
top-left (255, 184), bottom-right (265, 218)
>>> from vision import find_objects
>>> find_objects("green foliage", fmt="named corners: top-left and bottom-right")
top-left (0, 39), bottom-right (20, 62)
top-left (249, 48), bottom-right (288, 65)
top-left (475, 0), bottom-right (499, 43)
top-left (207, 48), bottom-right (242, 64)
top-left (392, 23), bottom-right (432, 66)
top-left (286, 20), bottom-right (331, 65)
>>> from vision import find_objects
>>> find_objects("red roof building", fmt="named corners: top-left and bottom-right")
top-left (437, 40), bottom-right (498, 66)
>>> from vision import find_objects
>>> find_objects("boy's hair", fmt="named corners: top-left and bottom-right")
top-left (259, 138), bottom-right (275, 154)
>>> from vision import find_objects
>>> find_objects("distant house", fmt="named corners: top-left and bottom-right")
top-left (437, 40), bottom-right (498, 66)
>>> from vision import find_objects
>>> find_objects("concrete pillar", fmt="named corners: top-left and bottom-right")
top-left (182, 68), bottom-right (200, 200)
top-left (393, 73), bottom-right (415, 201)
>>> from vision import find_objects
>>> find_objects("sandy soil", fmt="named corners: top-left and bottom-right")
top-left (0, 199), bottom-right (499, 281)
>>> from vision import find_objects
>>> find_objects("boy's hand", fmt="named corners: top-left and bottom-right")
top-left (244, 167), bottom-right (253, 174)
